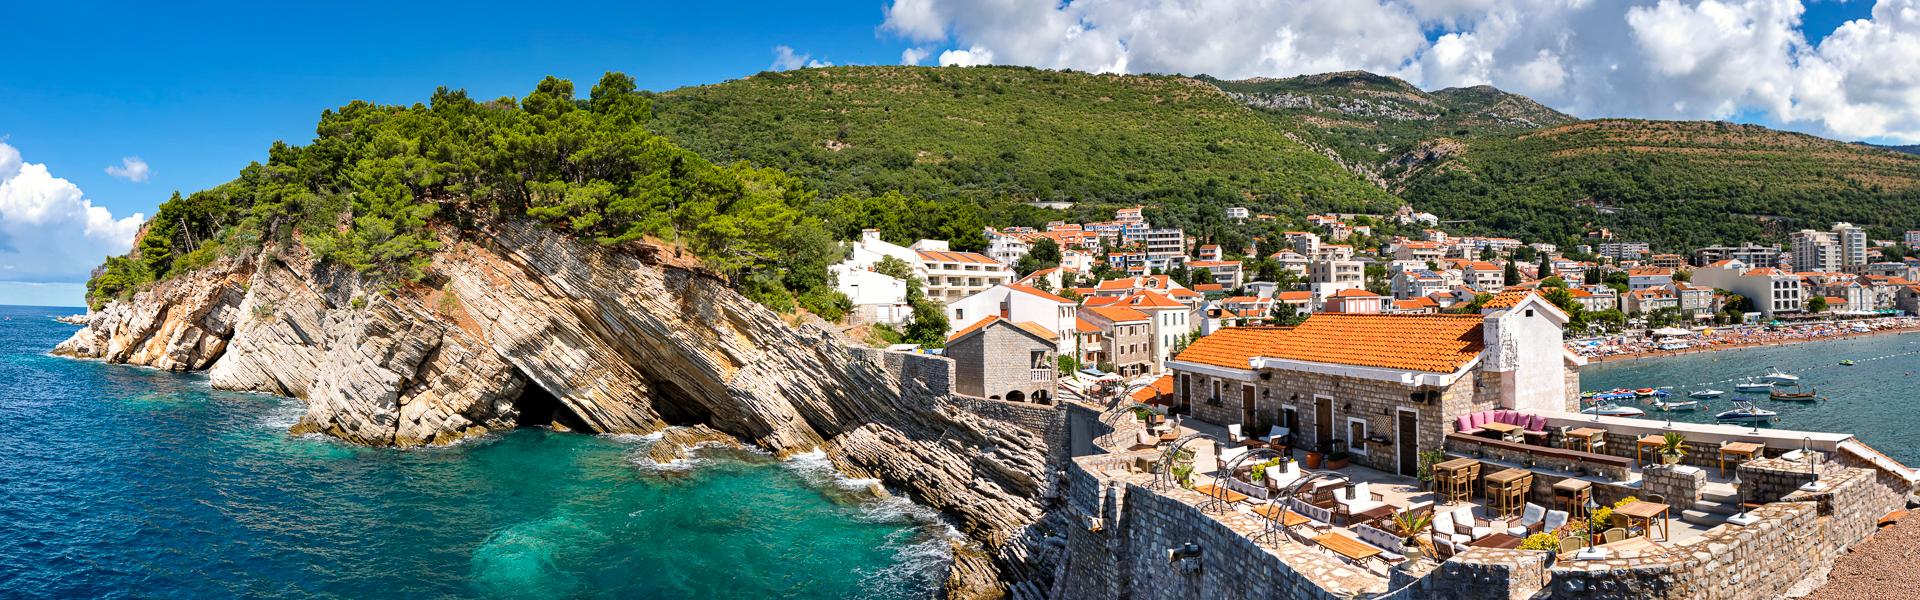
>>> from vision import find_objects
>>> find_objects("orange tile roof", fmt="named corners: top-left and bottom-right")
top-left (1174, 314), bottom-right (1486, 373)
top-left (1095, 278), bottom-right (1138, 291)
top-left (1119, 291), bottom-right (1185, 309)
top-left (1331, 288), bottom-right (1380, 298)
top-left (1075, 317), bottom-right (1101, 334)
top-left (1013, 321), bottom-right (1059, 342)
top-left (1275, 291), bottom-right (1314, 301)
top-left (1481, 288), bottom-right (1537, 309)
top-left (947, 316), bottom-right (1000, 342)
top-left (1083, 296), bottom-right (1122, 307)
top-left (1627, 267), bottom-right (1674, 276)
top-left (1190, 260), bottom-right (1239, 268)
top-left (1397, 297), bottom-right (1440, 309)
top-left (1008, 283), bottom-right (1073, 304)
top-left (1193, 283), bottom-right (1225, 292)
top-left (947, 316), bottom-right (1056, 343)
top-left (1087, 305), bottom-right (1151, 323)
top-left (1167, 288), bottom-right (1202, 298)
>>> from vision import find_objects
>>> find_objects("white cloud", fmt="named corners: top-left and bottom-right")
top-left (104, 156), bottom-right (150, 182)
top-left (0, 142), bottom-right (144, 284)
top-left (770, 45), bottom-right (832, 71)
top-left (901, 47), bottom-right (932, 65)
top-left (878, 0), bottom-right (1920, 142)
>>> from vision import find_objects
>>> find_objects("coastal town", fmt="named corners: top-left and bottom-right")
top-left (831, 203), bottom-right (1920, 598)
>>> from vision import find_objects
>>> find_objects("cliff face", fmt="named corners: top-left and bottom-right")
top-left (53, 218), bottom-right (1059, 595)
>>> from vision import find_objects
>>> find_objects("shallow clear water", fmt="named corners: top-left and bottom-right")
top-left (1581, 331), bottom-right (1920, 465)
top-left (0, 305), bottom-right (949, 599)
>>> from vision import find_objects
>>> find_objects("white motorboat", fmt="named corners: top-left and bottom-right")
top-left (1581, 399), bottom-right (1646, 417)
top-left (1734, 380), bottom-right (1775, 393)
top-left (1653, 399), bottom-right (1701, 412)
top-left (1688, 389), bottom-right (1725, 399)
top-left (1760, 368), bottom-right (1799, 384)
top-left (1715, 402), bottom-right (1778, 423)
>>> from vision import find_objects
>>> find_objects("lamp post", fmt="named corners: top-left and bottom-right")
top-left (1799, 436), bottom-right (1826, 492)
top-left (1728, 469), bottom-right (1758, 525)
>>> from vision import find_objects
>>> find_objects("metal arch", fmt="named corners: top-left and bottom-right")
top-left (1255, 469), bottom-right (1354, 547)
top-left (1096, 402), bottom-right (1162, 448)
top-left (1148, 433), bottom-right (1219, 491)
top-left (1199, 446), bottom-right (1289, 514)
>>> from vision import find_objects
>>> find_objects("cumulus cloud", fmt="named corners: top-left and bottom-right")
top-left (0, 142), bottom-right (144, 284)
top-left (879, 0), bottom-right (1920, 142)
top-left (104, 156), bottom-right (150, 182)
top-left (770, 45), bottom-right (832, 71)
top-left (901, 47), bottom-right (932, 65)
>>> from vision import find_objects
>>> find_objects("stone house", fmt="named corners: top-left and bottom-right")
top-left (1167, 290), bottom-right (1582, 477)
top-left (1080, 305), bottom-right (1154, 376)
top-left (946, 316), bottom-right (1058, 403)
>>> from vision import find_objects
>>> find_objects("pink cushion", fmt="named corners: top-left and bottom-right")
top-left (1528, 415), bottom-right (1548, 431)
top-left (1468, 413), bottom-right (1488, 428)
top-left (1456, 415), bottom-right (1473, 432)
top-left (1498, 412), bottom-right (1518, 425)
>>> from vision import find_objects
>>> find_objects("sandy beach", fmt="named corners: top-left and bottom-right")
top-left (1572, 317), bottom-right (1920, 364)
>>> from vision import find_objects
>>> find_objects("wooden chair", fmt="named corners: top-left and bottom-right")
top-left (1559, 536), bottom-right (1587, 553)
top-left (1603, 528), bottom-right (1628, 544)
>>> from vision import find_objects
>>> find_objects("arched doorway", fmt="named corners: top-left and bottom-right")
top-left (1034, 390), bottom-right (1051, 405)
top-left (1007, 390), bottom-right (1027, 403)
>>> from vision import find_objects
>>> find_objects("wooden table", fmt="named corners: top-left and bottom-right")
top-left (1481, 421), bottom-right (1524, 441)
top-left (1313, 531), bottom-right (1383, 567)
top-left (1484, 468), bottom-right (1533, 517)
top-left (1349, 505), bottom-right (1396, 528)
top-left (1433, 457), bottom-right (1480, 504)
top-left (1568, 427), bottom-right (1607, 453)
top-left (1720, 442), bottom-right (1765, 477)
top-left (1615, 500), bottom-right (1672, 541)
top-left (1636, 434), bottom-right (1668, 465)
top-left (1254, 503), bottom-right (1314, 529)
top-left (1193, 484), bottom-right (1250, 514)
top-left (1552, 478), bottom-right (1593, 517)
top-left (1470, 532), bottom-right (1523, 549)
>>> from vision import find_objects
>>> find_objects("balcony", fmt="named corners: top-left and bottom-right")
top-left (1030, 369), bottom-right (1053, 382)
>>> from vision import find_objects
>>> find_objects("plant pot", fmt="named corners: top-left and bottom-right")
top-left (1661, 453), bottom-right (1682, 466)
top-left (1306, 452), bottom-right (1324, 469)
top-left (1328, 457), bottom-right (1350, 470)
top-left (1402, 542), bottom-right (1424, 562)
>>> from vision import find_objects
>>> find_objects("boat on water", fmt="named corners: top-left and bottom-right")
top-left (1634, 388), bottom-right (1657, 396)
top-left (1734, 380), bottom-right (1775, 393)
top-left (1770, 384), bottom-right (1821, 401)
top-left (1581, 399), bottom-right (1646, 417)
top-left (1689, 389), bottom-right (1725, 399)
top-left (1760, 368), bottom-right (1799, 384)
top-left (1715, 402), bottom-right (1778, 423)
top-left (1840, 360), bottom-right (1857, 366)
top-left (1652, 399), bottom-right (1702, 412)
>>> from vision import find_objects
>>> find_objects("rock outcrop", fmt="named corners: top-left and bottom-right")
top-left (54, 216), bottom-right (1063, 595)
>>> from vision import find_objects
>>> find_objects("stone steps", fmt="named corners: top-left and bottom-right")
top-left (1681, 508), bottom-right (1729, 527)
top-left (1700, 488), bottom-right (1742, 505)
top-left (1692, 499), bottom-right (1741, 516)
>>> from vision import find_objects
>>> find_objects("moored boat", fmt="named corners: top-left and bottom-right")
top-left (1689, 389), bottom-right (1725, 399)
top-left (1653, 399), bottom-right (1701, 412)
top-left (1581, 399), bottom-right (1646, 417)
top-left (1735, 380), bottom-right (1774, 393)
top-left (1769, 384), bottom-right (1820, 401)
top-left (1760, 367), bottom-right (1799, 384)
top-left (1715, 402), bottom-right (1778, 423)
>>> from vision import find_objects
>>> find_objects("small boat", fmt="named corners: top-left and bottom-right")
top-left (1760, 368), bottom-right (1799, 384)
top-left (1715, 402), bottom-right (1778, 423)
top-left (1634, 388), bottom-right (1657, 397)
top-left (1689, 389), bottom-right (1725, 399)
top-left (1770, 384), bottom-right (1821, 401)
top-left (1735, 380), bottom-right (1775, 393)
top-left (1840, 360), bottom-right (1857, 366)
top-left (1581, 399), bottom-right (1646, 417)
top-left (1653, 399), bottom-right (1701, 412)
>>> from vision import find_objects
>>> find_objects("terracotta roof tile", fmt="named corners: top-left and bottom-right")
top-left (947, 316), bottom-right (1001, 343)
top-left (916, 249), bottom-right (999, 265)
top-left (1175, 314), bottom-right (1486, 373)
top-left (1481, 288), bottom-right (1536, 309)
top-left (1173, 327), bottom-right (1290, 370)
top-left (1119, 291), bottom-right (1185, 309)
top-left (1087, 305), bottom-right (1151, 323)
top-left (1075, 318), bottom-right (1101, 334)
top-left (1331, 288), bottom-right (1380, 298)
top-left (1014, 321), bottom-right (1059, 342)
top-left (1275, 291), bottom-right (1314, 301)
top-left (1008, 283), bottom-right (1073, 304)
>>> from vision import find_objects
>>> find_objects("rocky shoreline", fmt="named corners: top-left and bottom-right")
top-left (52, 217), bottom-right (1064, 597)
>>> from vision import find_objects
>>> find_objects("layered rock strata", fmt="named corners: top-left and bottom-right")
top-left (53, 218), bottom-right (1061, 595)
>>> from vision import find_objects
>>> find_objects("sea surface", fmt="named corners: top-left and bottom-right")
top-left (1581, 330), bottom-right (1920, 465)
top-left (0, 305), bottom-right (950, 599)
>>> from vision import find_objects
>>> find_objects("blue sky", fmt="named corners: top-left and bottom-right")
top-left (0, 0), bottom-right (1902, 307)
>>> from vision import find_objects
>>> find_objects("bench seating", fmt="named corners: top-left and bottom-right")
top-left (1352, 523), bottom-right (1406, 562)
top-left (1457, 409), bottom-right (1550, 437)
top-left (1446, 432), bottom-right (1635, 471)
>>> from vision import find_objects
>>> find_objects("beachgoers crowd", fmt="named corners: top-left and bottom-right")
top-left (1568, 317), bottom-right (1920, 359)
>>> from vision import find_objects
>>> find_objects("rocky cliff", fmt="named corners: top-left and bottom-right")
top-left (54, 218), bottom-right (1062, 597)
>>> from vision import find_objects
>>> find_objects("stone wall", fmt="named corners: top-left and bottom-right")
top-left (1640, 463), bottom-right (1706, 506)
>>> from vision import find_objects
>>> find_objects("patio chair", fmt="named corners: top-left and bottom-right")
top-left (1264, 462), bottom-right (1302, 494)
top-left (1431, 506), bottom-right (1493, 555)
top-left (1506, 503), bottom-right (1547, 536)
top-left (1218, 445), bottom-right (1248, 471)
top-left (1542, 509), bottom-right (1570, 536)
top-left (1603, 528), bottom-right (1628, 544)
top-left (1227, 423), bottom-right (1247, 444)
top-left (1259, 426), bottom-right (1290, 450)
top-left (1335, 482), bottom-right (1388, 523)
top-left (1352, 524), bottom-right (1406, 563)
top-left (1559, 536), bottom-right (1587, 553)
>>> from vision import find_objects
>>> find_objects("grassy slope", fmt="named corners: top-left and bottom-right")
top-left (649, 66), bottom-right (1398, 219)
top-left (1400, 119), bottom-right (1920, 249)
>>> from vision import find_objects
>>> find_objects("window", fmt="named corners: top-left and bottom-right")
top-left (1347, 418), bottom-right (1369, 455)
top-left (954, 309), bottom-right (964, 322)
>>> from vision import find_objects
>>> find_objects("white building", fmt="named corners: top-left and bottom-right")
top-left (1226, 207), bottom-right (1250, 220)
top-left (914, 243), bottom-right (1014, 303)
top-left (1598, 242), bottom-right (1651, 261)
top-left (945, 284), bottom-right (1079, 356)
top-left (1693, 259), bottom-right (1804, 317)
top-left (1390, 270), bottom-right (1451, 300)
top-left (1833, 222), bottom-right (1868, 268)
top-left (831, 264), bottom-right (912, 326)
top-left (1792, 229), bottom-right (1842, 273)
top-left (1188, 260), bottom-right (1245, 289)
top-left (1906, 230), bottom-right (1920, 247)
top-left (1105, 291), bottom-right (1194, 371)
top-left (985, 229), bottom-right (1032, 267)
top-left (1626, 267), bottom-right (1674, 291)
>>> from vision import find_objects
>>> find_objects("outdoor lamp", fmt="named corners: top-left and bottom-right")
top-left (1168, 542), bottom-right (1204, 575)
top-left (1583, 496), bottom-right (1599, 519)
top-left (1799, 436), bottom-right (1826, 492)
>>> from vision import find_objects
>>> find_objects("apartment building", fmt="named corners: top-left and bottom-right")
top-left (1693, 243), bottom-right (1782, 268)
top-left (1694, 260), bottom-right (1804, 317)
top-left (1792, 229), bottom-right (1842, 272)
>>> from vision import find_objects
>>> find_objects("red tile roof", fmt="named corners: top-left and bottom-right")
top-left (916, 249), bottom-right (999, 265)
top-left (1087, 305), bottom-right (1151, 323)
top-left (1118, 291), bottom-right (1185, 309)
top-left (947, 316), bottom-right (1057, 343)
top-left (1174, 314), bottom-right (1487, 373)
top-left (1008, 283), bottom-right (1073, 304)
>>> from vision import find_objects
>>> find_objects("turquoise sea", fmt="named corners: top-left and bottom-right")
top-left (1581, 330), bottom-right (1920, 465)
top-left (0, 305), bottom-right (949, 599)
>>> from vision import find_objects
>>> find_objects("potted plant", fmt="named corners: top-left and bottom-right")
top-left (1306, 440), bottom-right (1327, 469)
top-left (1326, 439), bottom-right (1351, 470)
top-left (1391, 511), bottom-right (1434, 562)
top-left (1587, 506), bottom-right (1613, 543)
top-left (1415, 450), bottom-right (1447, 491)
top-left (1520, 532), bottom-right (1562, 562)
top-left (1658, 432), bottom-right (1688, 466)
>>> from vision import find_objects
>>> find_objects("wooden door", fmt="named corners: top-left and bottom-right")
top-left (1314, 396), bottom-right (1333, 451)
top-left (1397, 410), bottom-right (1419, 477)
top-left (1241, 385), bottom-right (1256, 427)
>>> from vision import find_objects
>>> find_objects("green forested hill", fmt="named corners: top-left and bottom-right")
top-left (1207, 71), bottom-right (1577, 172)
top-left (1400, 119), bottom-right (1920, 249)
top-left (649, 66), bottom-right (1399, 220)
